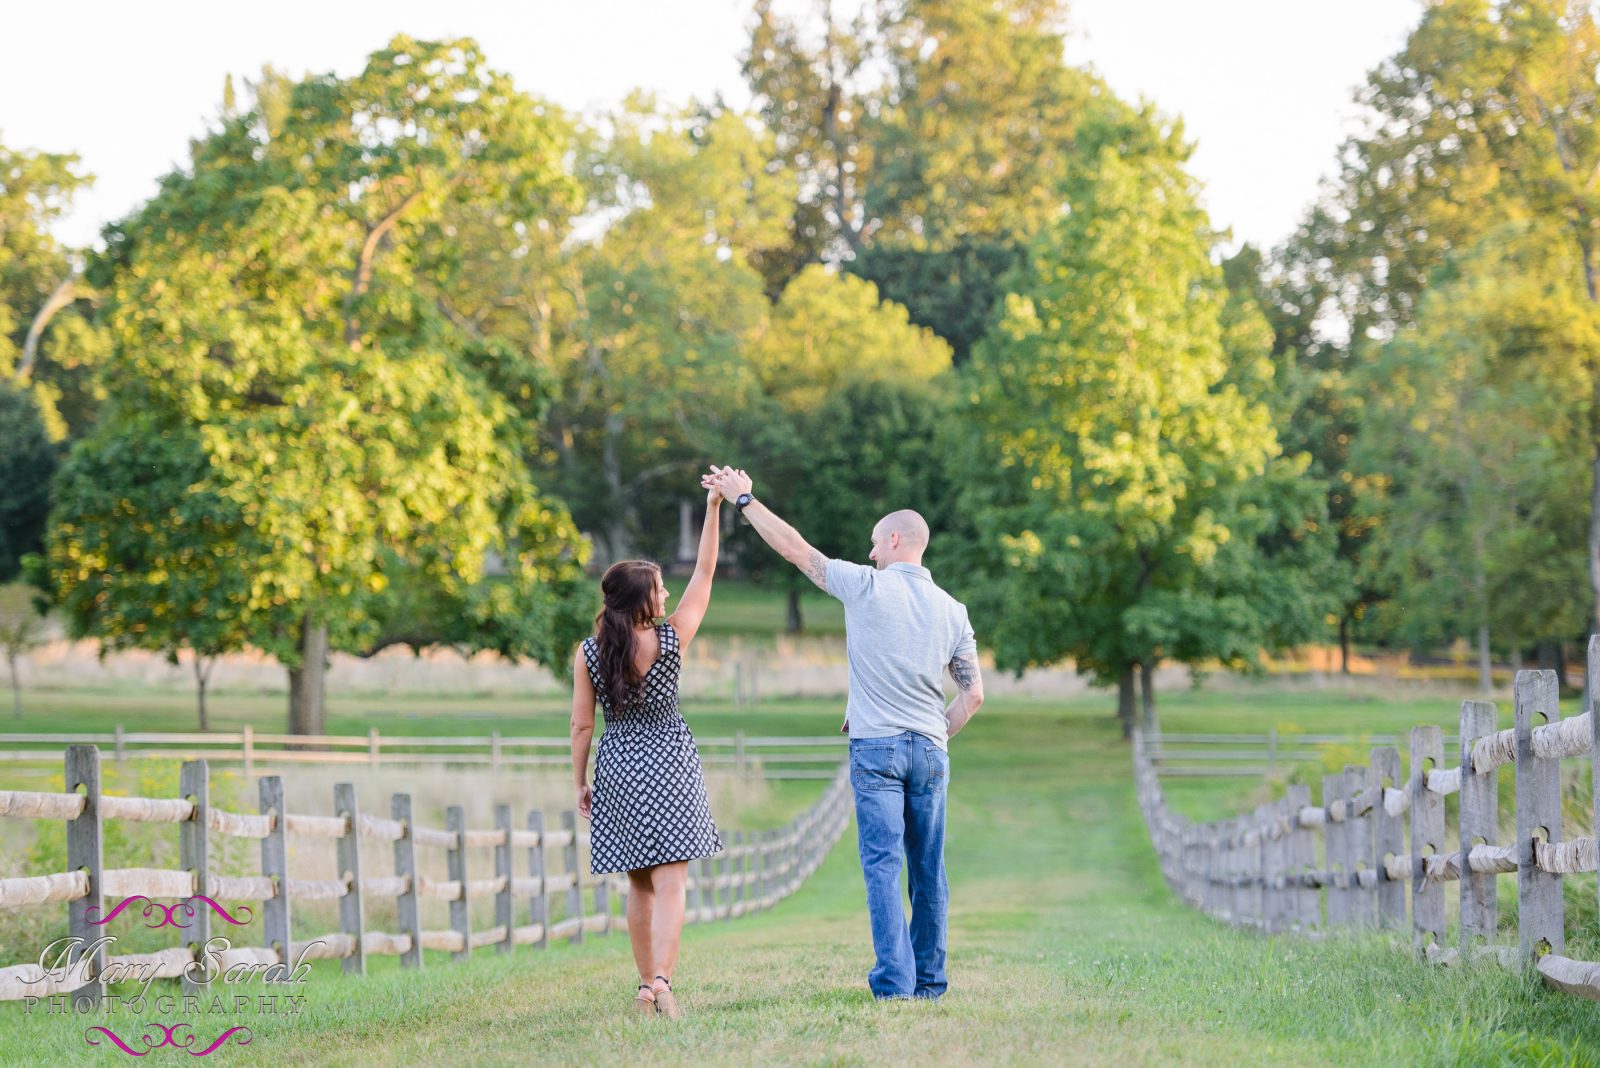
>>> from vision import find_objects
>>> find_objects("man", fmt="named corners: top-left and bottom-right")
top-left (703, 466), bottom-right (984, 1002)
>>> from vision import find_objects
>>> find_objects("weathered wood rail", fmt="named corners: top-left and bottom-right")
top-left (1133, 636), bottom-right (1600, 1001)
top-left (0, 748), bottom-right (851, 1005)
top-left (1148, 729), bottom-right (1462, 778)
top-left (0, 729), bottom-right (846, 781)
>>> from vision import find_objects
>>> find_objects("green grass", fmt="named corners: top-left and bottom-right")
top-left (3, 689), bottom-right (1599, 1065)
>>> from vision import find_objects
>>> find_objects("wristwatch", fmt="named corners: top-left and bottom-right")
top-left (734, 492), bottom-right (755, 512)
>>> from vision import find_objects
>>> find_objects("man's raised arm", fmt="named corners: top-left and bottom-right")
top-left (705, 467), bottom-right (831, 593)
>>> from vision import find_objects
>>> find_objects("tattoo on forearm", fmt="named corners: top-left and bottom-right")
top-left (804, 549), bottom-right (829, 592)
top-left (949, 654), bottom-right (978, 692)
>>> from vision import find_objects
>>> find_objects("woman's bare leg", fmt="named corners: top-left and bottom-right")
top-left (627, 868), bottom-right (656, 986)
top-left (649, 861), bottom-right (689, 983)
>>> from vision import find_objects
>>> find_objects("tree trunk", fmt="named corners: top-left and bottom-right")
top-left (1476, 624), bottom-right (1492, 696)
top-left (1556, 640), bottom-right (1569, 696)
top-left (1339, 615), bottom-right (1351, 675)
top-left (288, 614), bottom-right (329, 740)
top-left (1116, 665), bottom-right (1135, 741)
top-left (7, 651), bottom-right (18, 718)
top-left (786, 588), bottom-right (803, 634)
top-left (1139, 659), bottom-right (1158, 735)
top-left (601, 410), bottom-right (634, 561)
top-left (193, 654), bottom-right (211, 732)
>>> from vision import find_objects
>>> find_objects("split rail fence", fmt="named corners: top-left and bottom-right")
top-left (0, 729), bottom-right (845, 781)
top-left (0, 747), bottom-right (851, 1006)
top-left (1134, 635), bottom-right (1600, 1001)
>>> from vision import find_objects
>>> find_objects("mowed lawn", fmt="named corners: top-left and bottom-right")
top-left (4, 688), bottom-right (1600, 1065)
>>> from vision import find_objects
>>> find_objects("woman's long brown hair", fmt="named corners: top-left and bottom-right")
top-left (592, 560), bottom-right (661, 714)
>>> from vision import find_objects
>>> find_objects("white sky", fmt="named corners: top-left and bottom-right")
top-left (0, 0), bottom-right (1421, 254)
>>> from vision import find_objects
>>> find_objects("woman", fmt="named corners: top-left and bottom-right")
top-left (569, 468), bottom-right (727, 1019)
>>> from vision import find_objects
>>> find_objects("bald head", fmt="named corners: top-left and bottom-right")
top-left (870, 509), bottom-right (930, 568)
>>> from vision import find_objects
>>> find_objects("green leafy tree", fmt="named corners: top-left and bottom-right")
top-left (0, 382), bottom-right (57, 582)
top-left (1279, 0), bottom-right (1600, 661)
top-left (46, 38), bottom-right (589, 736)
top-left (955, 136), bottom-right (1331, 735)
top-left (739, 265), bottom-right (953, 628)
top-left (543, 99), bottom-right (792, 563)
top-left (1351, 223), bottom-right (1595, 689)
top-left (33, 412), bottom-right (262, 729)
top-left (0, 582), bottom-right (46, 718)
top-left (1, 137), bottom-right (103, 439)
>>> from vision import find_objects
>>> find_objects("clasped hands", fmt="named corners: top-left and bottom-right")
top-left (699, 464), bottom-right (753, 505)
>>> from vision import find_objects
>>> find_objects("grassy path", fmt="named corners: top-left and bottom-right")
top-left (4, 698), bottom-right (1600, 1065)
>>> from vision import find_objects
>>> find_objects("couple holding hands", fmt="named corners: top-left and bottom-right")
top-left (569, 465), bottom-right (984, 1018)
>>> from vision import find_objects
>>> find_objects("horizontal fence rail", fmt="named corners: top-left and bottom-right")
top-left (0, 747), bottom-right (852, 1005)
top-left (1148, 730), bottom-right (1461, 778)
top-left (0, 729), bottom-right (848, 781)
top-left (1133, 635), bottom-right (1600, 1002)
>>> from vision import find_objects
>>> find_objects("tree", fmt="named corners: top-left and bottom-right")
top-left (0, 382), bottom-right (57, 582)
top-left (1281, 0), bottom-right (1600, 660)
top-left (0, 582), bottom-right (45, 718)
top-left (33, 411), bottom-right (261, 729)
top-left (955, 134), bottom-right (1329, 736)
top-left (1, 136), bottom-right (98, 436)
top-left (49, 38), bottom-right (590, 737)
top-left (541, 99), bottom-right (793, 563)
top-left (739, 265), bottom-right (953, 628)
top-left (1351, 222), bottom-right (1595, 690)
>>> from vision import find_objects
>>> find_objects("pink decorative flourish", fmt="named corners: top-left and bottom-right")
top-left (84, 1026), bottom-right (150, 1055)
top-left (85, 894), bottom-right (253, 929)
top-left (190, 1027), bottom-right (253, 1056)
top-left (186, 895), bottom-right (254, 926)
top-left (85, 1024), bottom-right (253, 1057)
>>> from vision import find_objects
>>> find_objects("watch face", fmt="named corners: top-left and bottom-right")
top-left (736, 493), bottom-right (752, 508)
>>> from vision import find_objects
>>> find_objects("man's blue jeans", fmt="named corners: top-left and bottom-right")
top-left (849, 730), bottom-right (949, 1000)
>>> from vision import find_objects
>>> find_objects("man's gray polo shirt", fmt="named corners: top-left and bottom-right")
top-left (824, 559), bottom-right (977, 751)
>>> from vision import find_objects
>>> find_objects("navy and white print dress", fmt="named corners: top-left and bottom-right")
top-left (582, 621), bottom-right (723, 874)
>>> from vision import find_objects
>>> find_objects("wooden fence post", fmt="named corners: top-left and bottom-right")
top-left (1285, 784), bottom-right (1318, 931)
top-left (1344, 765), bottom-right (1375, 927)
top-left (1262, 801), bottom-right (1283, 932)
top-left (1322, 773), bottom-right (1349, 928)
top-left (495, 805), bottom-right (514, 953)
top-left (66, 745), bottom-right (103, 1008)
top-left (242, 725), bottom-right (254, 779)
top-left (1370, 746), bottom-right (1405, 931)
top-left (1590, 636), bottom-right (1600, 934)
top-left (1514, 670), bottom-right (1564, 961)
top-left (528, 811), bottom-right (548, 948)
top-left (446, 805), bottom-right (470, 961)
top-left (259, 774), bottom-right (291, 981)
top-left (562, 810), bottom-right (584, 943)
top-left (732, 830), bottom-right (745, 917)
top-left (179, 760), bottom-right (210, 996)
top-left (1458, 700), bottom-right (1498, 951)
top-left (393, 793), bottom-right (422, 969)
top-left (334, 782), bottom-right (364, 975)
top-left (596, 843), bottom-right (612, 935)
top-left (1409, 726), bottom-right (1445, 957)
top-left (368, 727), bottom-right (380, 767)
top-left (700, 855), bottom-right (716, 923)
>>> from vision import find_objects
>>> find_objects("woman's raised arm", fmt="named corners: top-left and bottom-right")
top-left (668, 470), bottom-right (724, 648)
